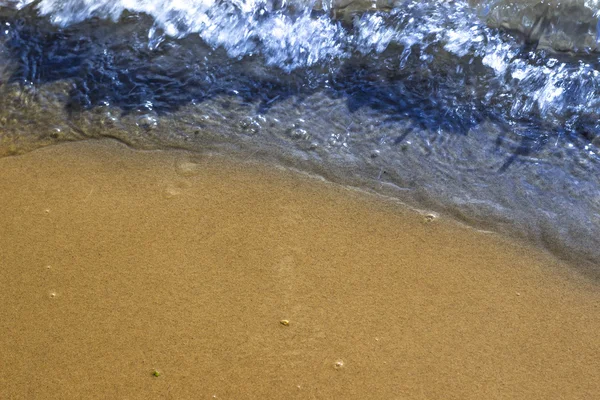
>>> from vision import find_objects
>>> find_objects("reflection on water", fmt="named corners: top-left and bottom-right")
top-left (0, 0), bottom-right (599, 275)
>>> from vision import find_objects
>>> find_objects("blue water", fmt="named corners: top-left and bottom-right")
top-left (1, 0), bottom-right (600, 275)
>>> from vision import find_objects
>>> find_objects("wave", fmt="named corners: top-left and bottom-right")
top-left (2, 0), bottom-right (600, 128)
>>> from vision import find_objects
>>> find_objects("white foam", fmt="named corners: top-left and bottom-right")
top-left (5, 0), bottom-right (600, 123)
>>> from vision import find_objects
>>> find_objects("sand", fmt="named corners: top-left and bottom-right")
top-left (0, 139), bottom-right (599, 399)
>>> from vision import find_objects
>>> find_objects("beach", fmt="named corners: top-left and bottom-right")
top-left (1, 139), bottom-right (599, 399)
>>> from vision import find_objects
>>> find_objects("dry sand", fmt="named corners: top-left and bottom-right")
top-left (0, 139), bottom-right (599, 399)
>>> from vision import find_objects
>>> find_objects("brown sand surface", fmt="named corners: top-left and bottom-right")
top-left (0, 139), bottom-right (599, 399)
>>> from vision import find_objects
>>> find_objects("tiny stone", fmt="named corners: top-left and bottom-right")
top-left (424, 214), bottom-right (436, 222)
top-left (280, 320), bottom-right (290, 326)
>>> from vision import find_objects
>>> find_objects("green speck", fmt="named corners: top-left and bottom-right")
top-left (152, 370), bottom-right (160, 377)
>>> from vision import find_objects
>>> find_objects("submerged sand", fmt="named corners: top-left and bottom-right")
top-left (0, 140), bottom-right (599, 399)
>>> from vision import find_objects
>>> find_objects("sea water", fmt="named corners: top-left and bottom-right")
top-left (0, 0), bottom-right (599, 273)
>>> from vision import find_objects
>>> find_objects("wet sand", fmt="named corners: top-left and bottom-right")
top-left (0, 139), bottom-right (599, 399)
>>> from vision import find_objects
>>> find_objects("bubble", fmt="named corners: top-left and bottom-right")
top-left (239, 117), bottom-right (261, 134)
top-left (136, 115), bottom-right (158, 131)
top-left (327, 133), bottom-right (345, 147)
top-left (289, 128), bottom-right (308, 140)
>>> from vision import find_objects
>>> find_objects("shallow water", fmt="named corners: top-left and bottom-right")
top-left (1, 0), bottom-right (600, 273)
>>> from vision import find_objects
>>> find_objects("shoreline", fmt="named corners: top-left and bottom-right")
top-left (1, 139), bottom-right (599, 399)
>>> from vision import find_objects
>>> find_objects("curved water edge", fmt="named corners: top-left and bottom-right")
top-left (0, 0), bottom-right (600, 276)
